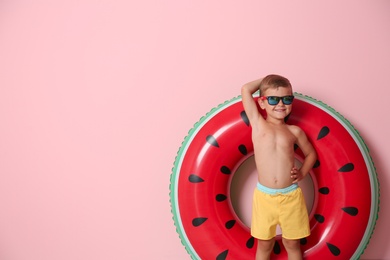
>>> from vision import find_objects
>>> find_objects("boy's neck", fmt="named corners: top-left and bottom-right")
top-left (266, 117), bottom-right (286, 125)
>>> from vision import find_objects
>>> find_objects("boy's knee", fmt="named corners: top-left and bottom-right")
top-left (257, 239), bottom-right (274, 252)
top-left (282, 238), bottom-right (300, 250)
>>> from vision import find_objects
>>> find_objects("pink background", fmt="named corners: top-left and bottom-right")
top-left (0, 1), bottom-right (389, 259)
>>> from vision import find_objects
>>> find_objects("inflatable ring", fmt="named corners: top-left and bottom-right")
top-left (170, 92), bottom-right (379, 259)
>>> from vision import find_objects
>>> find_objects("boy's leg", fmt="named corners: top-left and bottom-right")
top-left (282, 238), bottom-right (302, 260)
top-left (256, 238), bottom-right (275, 260)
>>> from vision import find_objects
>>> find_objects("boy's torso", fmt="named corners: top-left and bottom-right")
top-left (252, 122), bottom-right (296, 189)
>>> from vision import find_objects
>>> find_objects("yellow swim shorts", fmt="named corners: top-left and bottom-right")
top-left (251, 183), bottom-right (310, 240)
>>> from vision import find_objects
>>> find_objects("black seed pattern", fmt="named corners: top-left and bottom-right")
top-left (192, 217), bottom-right (208, 227)
top-left (317, 126), bottom-right (330, 140)
top-left (327, 242), bottom-right (341, 256)
top-left (225, 220), bottom-right (236, 229)
top-left (342, 207), bottom-right (358, 216)
top-left (319, 187), bottom-right (330, 195)
top-left (238, 144), bottom-right (248, 155)
top-left (216, 194), bottom-right (227, 202)
top-left (246, 237), bottom-right (254, 249)
top-left (300, 238), bottom-right (307, 245)
top-left (216, 250), bottom-right (228, 260)
top-left (240, 111), bottom-right (249, 126)
top-left (189, 174), bottom-right (204, 183)
top-left (273, 240), bottom-right (281, 254)
top-left (315, 214), bottom-right (325, 223)
top-left (313, 159), bottom-right (320, 168)
top-left (220, 166), bottom-right (231, 175)
top-left (338, 163), bottom-right (354, 172)
top-left (206, 135), bottom-right (219, 147)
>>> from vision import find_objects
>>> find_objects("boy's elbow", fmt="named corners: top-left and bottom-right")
top-left (241, 83), bottom-right (255, 96)
top-left (241, 85), bottom-right (250, 97)
top-left (241, 84), bottom-right (248, 93)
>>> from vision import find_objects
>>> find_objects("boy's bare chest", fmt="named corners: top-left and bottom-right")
top-left (253, 125), bottom-right (296, 147)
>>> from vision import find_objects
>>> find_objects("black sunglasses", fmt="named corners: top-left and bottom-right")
top-left (260, 95), bottom-right (294, 105)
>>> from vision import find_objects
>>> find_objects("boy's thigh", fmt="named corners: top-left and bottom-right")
top-left (251, 189), bottom-right (279, 239)
top-left (279, 188), bottom-right (310, 239)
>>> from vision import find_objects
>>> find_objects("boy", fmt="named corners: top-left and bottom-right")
top-left (241, 75), bottom-right (317, 260)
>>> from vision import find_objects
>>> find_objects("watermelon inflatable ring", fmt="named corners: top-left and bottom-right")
top-left (170, 93), bottom-right (379, 260)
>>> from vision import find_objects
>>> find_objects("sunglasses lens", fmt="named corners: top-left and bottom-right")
top-left (282, 96), bottom-right (294, 105)
top-left (267, 96), bottom-right (280, 105)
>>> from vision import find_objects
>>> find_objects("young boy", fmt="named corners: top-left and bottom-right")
top-left (241, 75), bottom-right (317, 260)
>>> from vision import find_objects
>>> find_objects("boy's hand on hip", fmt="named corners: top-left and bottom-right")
top-left (291, 167), bottom-right (303, 183)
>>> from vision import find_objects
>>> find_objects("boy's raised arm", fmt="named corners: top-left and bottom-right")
top-left (241, 78), bottom-right (263, 123)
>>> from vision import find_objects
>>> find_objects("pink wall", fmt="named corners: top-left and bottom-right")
top-left (0, 1), bottom-right (389, 259)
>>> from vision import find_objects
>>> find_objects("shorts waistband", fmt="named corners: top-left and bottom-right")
top-left (257, 182), bottom-right (298, 195)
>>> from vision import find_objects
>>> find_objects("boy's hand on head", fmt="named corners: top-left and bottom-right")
top-left (291, 167), bottom-right (303, 183)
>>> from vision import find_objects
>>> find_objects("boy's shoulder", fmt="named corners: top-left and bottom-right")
top-left (286, 124), bottom-right (304, 135)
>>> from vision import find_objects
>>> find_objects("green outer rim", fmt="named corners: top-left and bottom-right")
top-left (169, 92), bottom-right (380, 260)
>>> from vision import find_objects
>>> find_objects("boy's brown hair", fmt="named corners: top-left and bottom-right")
top-left (259, 74), bottom-right (292, 95)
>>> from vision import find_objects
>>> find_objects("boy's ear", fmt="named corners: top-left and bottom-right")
top-left (258, 98), bottom-right (265, 110)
